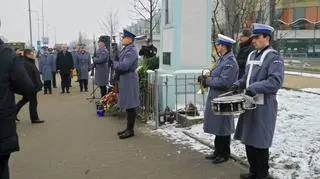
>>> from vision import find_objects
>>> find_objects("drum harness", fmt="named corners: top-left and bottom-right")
top-left (245, 48), bottom-right (277, 106)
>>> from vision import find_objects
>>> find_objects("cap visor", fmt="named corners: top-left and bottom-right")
top-left (249, 34), bottom-right (261, 39)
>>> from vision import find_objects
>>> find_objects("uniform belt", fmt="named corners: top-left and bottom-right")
top-left (118, 69), bottom-right (135, 75)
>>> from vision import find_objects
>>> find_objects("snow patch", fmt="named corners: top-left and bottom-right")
top-left (149, 89), bottom-right (320, 179)
top-left (285, 71), bottom-right (320, 79)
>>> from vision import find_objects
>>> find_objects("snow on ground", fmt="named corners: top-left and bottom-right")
top-left (285, 71), bottom-right (320, 78)
top-left (149, 89), bottom-right (320, 179)
top-left (302, 88), bottom-right (320, 94)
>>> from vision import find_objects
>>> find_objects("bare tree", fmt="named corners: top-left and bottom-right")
top-left (212, 0), bottom-right (278, 53)
top-left (99, 9), bottom-right (119, 42)
top-left (130, 0), bottom-right (161, 41)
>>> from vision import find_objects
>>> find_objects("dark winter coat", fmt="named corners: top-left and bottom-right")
top-left (56, 51), bottom-right (74, 75)
top-left (0, 39), bottom-right (35, 155)
top-left (236, 42), bottom-right (253, 79)
top-left (23, 57), bottom-right (43, 92)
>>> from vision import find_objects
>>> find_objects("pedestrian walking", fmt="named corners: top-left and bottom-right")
top-left (16, 49), bottom-right (44, 123)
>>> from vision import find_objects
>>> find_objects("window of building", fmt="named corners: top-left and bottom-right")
top-left (293, 7), bottom-right (306, 20)
top-left (163, 52), bottom-right (171, 65)
top-left (165, 0), bottom-right (172, 25)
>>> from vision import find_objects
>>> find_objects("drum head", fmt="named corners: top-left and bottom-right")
top-left (212, 94), bottom-right (245, 103)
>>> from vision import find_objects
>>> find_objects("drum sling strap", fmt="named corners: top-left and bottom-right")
top-left (245, 48), bottom-right (277, 105)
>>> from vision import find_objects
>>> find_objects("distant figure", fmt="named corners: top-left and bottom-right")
top-left (75, 45), bottom-right (91, 92)
top-left (71, 46), bottom-right (78, 83)
top-left (56, 45), bottom-right (74, 94)
top-left (110, 42), bottom-right (119, 85)
top-left (16, 49), bottom-right (44, 123)
top-left (139, 38), bottom-right (157, 58)
top-left (38, 48), bottom-right (55, 94)
top-left (236, 29), bottom-right (253, 79)
top-left (49, 48), bottom-right (57, 88)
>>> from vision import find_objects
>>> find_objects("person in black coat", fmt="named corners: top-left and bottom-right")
top-left (16, 49), bottom-right (44, 123)
top-left (139, 38), bottom-right (157, 58)
top-left (236, 29), bottom-right (254, 79)
top-left (56, 45), bottom-right (74, 93)
top-left (0, 38), bottom-right (35, 179)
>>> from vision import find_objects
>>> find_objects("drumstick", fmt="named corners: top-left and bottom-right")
top-left (218, 91), bottom-right (234, 97)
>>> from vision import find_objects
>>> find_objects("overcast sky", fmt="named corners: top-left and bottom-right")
top-left (0, 0), bottom-right (137, 45)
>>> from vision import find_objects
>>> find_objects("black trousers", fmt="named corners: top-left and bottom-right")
top-left (79, 79), bottom-right (88, 91)
top-left (100, 86), bottom-right (107, 97)
top-left (52, 72), bottom-right (56, 88)
top-left (245, 145), bottom-right (269, 177)
top-left (43, 80), bottom-right (52, 93)
top-left (126, 108), bottom-right (137, 132)
top-left (60, 73), bottom-right (71, 92)
top-left (0, 154), bottom-right (10, 179)
top-left (16, 94), bottom-right (39, 121)
top-left (214, 135), bottom-right (231, 159)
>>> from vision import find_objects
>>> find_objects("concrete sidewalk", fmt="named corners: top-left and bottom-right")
top-left (12, 81), bottom-right (245, 179)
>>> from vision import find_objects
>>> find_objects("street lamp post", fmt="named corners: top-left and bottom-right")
top-left (42, 0), bottom-right (45, 43)
top-left (28, 0), bottom-right (33, 48)
top-left (30, 10), bottom-right (40, 41)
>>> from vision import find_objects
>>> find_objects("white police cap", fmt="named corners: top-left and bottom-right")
top-left (251, 23), bottom-right (274, 37)
top-left (216, 34), bottom-right (236, 46)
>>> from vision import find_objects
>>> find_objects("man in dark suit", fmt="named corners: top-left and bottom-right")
top-left (56, 45), bottom-right (74, 93)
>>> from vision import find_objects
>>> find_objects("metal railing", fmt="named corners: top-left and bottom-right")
top-left (138, 69), bottom-right (207, 129)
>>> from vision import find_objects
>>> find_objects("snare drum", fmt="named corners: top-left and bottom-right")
top-left (211, 94), bottom-right (246, 115)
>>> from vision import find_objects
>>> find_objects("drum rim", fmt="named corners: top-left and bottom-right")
top-left (212, 95), bottom-right (245, 103)
top-left (212, 110), bottom-right (245, 115)
top-left (211, 99), bottom-right (245, 103)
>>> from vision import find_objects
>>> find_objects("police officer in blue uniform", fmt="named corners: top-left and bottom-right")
top-left (75, 45), bottom-right (91, 92)
top-left (92, 37), bottom-right (110, 97)
top-left (111, 30), bottom-right (140, 139)
top-left (231, 23), bottom-right (284, 179)
top-left (199, 34), bottom-right (239, 164)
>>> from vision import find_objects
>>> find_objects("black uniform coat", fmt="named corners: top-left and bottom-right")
top-left (23, 57), bottom-right (43, 92)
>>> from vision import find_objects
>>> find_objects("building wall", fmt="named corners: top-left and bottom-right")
top-left (180, 0), bottom-right (212, 69)
top-left (160, 0), bottom-right (212, 70)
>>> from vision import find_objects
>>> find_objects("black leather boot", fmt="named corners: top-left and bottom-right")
top-left (205, 152), bottom-right (218, 160)
top-left (119, 130), bottom-right (134, 139)
top-left (240, 173), bottom-right (256, 179)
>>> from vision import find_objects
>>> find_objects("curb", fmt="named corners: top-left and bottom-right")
top-left (281, 87), bottom-right (320, 96)
top-left (182, 131), bottom-right (249, 167)
top-left (182, 131), bottom-right (277, 179)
